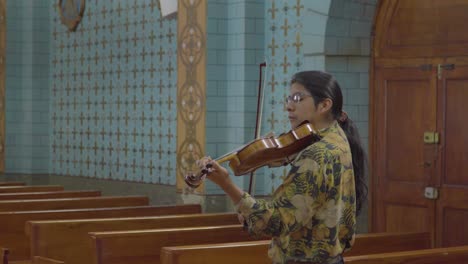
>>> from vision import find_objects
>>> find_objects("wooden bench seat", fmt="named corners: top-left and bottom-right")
top-left (0, 204), bottom-right (201, 263)
top-left (0, 196), bottom-right (149, 212)
top-left (90, 225), bottom-right (268, 264)
top-left (0, 186), bottom-right (63, 194)
top-left (0, 182), bottom-right (25, 187)
top-left (0, 190), bottom-right (101, 200)
top-left (160, 232), bottom-right (431, 264)
top-left (344, 245), bottom-right (468, 263)
top-left (28, 213), bottom-right (238, 264)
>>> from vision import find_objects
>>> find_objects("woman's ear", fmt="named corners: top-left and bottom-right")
top-left (318, 98), bottom-right (333, 114)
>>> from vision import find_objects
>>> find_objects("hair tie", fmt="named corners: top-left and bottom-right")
top-left (338, 111), bottom-right (348, 123)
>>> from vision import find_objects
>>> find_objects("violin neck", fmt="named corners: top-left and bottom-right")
top-left (215, 152), bottom-right (237, 164)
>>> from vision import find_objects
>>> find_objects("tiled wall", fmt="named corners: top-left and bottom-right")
top-left (258, 0), bottom-right (309, 194)
top-left (206, 0), bottom-right (265, 194)
top-left (49, 1), bottom-right (177, 184)
top-left (5, 0), bottom-right (50, 173)
top-left (207, 0), bottom-right (331, 195)
top-left (325, 0), bottom-right (378, 154)
top-left (204, 0), bottom-right (376, 196)
top-left (301, 0), bottom-right (331, 70)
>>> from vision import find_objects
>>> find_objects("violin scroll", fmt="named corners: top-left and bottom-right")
top-left (184, 164), bottom-right (212, 188)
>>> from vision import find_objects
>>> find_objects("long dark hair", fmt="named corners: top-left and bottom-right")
top-left (291, 70), bottom-right (368, 216)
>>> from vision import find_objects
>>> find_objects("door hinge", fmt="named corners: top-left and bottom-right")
top-left (437, 64), bottom-right (455, 80)
top-left (424, 186), bottom-right (439, 200)
top-left (423, 132), bottom-right (439, 144)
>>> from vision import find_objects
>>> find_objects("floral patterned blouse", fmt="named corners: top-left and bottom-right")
top-left (236, 121), bottom-right (356, 264)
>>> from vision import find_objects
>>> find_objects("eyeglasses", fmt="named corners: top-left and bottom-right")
top-left (285, 93), bottom-right (313, 104)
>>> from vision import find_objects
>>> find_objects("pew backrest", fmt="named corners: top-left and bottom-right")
top-left (0, 190), bottom-right (101, 200)
top-left (344, 245), bottom-right (468, 264)
top-left (0, 195), bottom-right (149, 212)
top-left (90, 225), bottom-right (268, 264)
top-left (0, 182), bottom-right (25, 187)
top-left (161, 241), bottom-right (269, 264)
top-left (33, 256), bottom-right (65, 264)
top-left (1, 248), bottom-right (32, 264)
top-left (0, 186), bottom-right (63, 193)
top-left (159, 232), bottom-right (431, 264)
top-left (29, 213), bottom-right (238, 264)
top-left (343, 231), bottom-right (431, 256)
top-left (0, 204), bottom-right (201, 262)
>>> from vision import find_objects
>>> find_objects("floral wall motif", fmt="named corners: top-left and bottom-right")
top-left (50, 0), bottom-right (178, 184)
top-left (261, 0), bottom-right (306, 193)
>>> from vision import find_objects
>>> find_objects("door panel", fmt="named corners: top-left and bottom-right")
top-left (374, 66), bottom-right (437, 236)
top-left (386, 80), bottom-right (429, 183)
top-left (436, 64), bottom-right (468, 247)
top-left (385, 204), bottom-right (430, 233)
top-left (440, 194), bottom-right (468, 247)
top-left (444, 78), bottom-right (468, 185)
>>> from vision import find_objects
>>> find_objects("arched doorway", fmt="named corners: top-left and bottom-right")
top-left (370, 0), bottom-right (468, 247)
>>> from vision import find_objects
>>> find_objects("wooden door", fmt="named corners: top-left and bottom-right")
top-left (436, 60), bottom-right (468, 247)
top-left (373, 62), bottom-right (438, 239)
top-left (371, 0), bottom-right (468, 247)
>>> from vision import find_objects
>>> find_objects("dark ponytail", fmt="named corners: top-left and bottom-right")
top-left (337, 117), bottom-right (368, 215)
top-left (291, 71), bottom-right (368, 215)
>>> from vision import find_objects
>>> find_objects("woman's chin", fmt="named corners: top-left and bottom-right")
top-left (289, 120), bottom-right (298, 129)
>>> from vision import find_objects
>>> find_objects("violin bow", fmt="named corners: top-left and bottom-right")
top-left (248, 62), bottom-right (267, 195)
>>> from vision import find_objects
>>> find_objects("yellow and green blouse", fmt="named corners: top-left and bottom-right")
top-left (236, 121), bottom-right (356, 264)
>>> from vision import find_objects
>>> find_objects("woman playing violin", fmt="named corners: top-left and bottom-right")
top-left (197, 71), bottom-right (368, 264)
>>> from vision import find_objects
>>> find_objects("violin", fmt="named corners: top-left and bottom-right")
top-left (185, 121), bottom-right (321, 188)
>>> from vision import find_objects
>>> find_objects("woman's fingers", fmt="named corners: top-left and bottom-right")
top-left (237, 213), bottom-right (245, 224)
top-left (196, 156), bottom-right (212, 169)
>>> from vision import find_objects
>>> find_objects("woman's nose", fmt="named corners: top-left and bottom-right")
top-left (285, 101), bottom-right (294, 112)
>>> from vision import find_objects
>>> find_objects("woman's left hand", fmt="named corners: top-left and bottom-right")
top-left (196, 156), bottom-right (231, 188)
top-left (196, 156), bottom-right (244, 204)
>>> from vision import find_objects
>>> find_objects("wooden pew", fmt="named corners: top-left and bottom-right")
top-left (0, 204), bottom-right (201, 263)
top-left (0, 182), bottom-right (25, 187)
top-left (0, 190), bottom-right (101, 200)
top-left (90, 225), bottom-right (267, 264)
top-left (344, 245), bottom-right (468, 263)
top-left (32, 256), bottom-right (64, 264)
top-left (160, 232), bottom-right (431, 264)
top-left (8, 256), bottom-right (63, 264)
top-left (0, 196), bottom-right (149, 212)
top-left (0, 186), bottom-right (64, 194)
top-left (28, 213), bottom-right (239, 264)
top-left (7, 257), bottom-right (64, 264)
